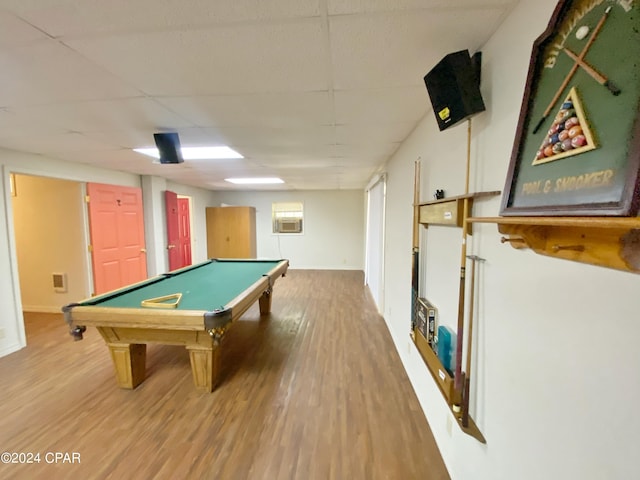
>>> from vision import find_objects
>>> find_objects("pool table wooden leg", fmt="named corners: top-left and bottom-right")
top-left (106, 343), bottom-right (146, 389)
top-left (187, 345), bottom-right (221, 392)
top-left (258, 289), bottom-right (272, 315)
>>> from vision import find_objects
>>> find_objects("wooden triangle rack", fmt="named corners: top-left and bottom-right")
top-left (141, 293), bottom-right (183, 309)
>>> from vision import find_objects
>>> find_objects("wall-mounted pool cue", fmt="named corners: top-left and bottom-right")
top-left (411, 158), bottom-right (421, 335)
top-left (454, 120), bottom-right (473, 400)
top-left (462, 254), bottom-right (485, 428)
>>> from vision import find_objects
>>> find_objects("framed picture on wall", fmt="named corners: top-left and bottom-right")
top-left (500, 0), bottom-right (640, 216)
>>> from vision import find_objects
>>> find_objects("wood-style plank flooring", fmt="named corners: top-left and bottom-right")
top-left (0, 270), bottom-right (449, 480)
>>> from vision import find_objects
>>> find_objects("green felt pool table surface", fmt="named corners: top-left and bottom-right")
top-left (83, 259), bottom-right (287, 311)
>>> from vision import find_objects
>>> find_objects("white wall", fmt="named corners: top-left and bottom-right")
top-left (210, 190), bottom-right (365, 269)
top-left (1, 164), bottom-right (25, 356)
top-left (383, 1), bottom-right (640, 479)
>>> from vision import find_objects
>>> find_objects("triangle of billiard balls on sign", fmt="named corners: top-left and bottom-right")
top-left (533, 87), bottom-right (597, 165)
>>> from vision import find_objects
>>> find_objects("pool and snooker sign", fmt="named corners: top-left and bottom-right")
top-left (501, 0), bottom-right (640, 216)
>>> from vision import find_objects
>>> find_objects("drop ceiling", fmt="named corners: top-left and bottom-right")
top-left (0, 0), bottom-right (518, 190)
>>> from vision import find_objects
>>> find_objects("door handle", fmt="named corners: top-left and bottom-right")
top-left (167, 244), bottom-right (175, 250)
top-left (140, 248), bottom-right (147, 253)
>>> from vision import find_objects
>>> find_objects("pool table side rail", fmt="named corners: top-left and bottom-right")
top-left (63, 305), bottom-right (211, 331)
top-left (209, 258), bottom-right (287, 264)
top-left (216, 259), bottom-right (289, 327)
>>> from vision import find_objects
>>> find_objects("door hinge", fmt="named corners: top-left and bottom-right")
top-left (88, 244), bottom-right (93, 253)
top-left (85, 195), bottom-right (90, 203)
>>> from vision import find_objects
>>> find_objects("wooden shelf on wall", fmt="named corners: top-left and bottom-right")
top-left (419, 191), bottom-right (500, 233)
top-left (468, 216), bottom-right (640, 273)
top-left (412, 329), bottom-right (486, 444)
top-left (412, 190), bottom-right (499, 444)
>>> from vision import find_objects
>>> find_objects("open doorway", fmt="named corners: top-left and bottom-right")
top-left (10, 173), bottom-right (90, 340)
top-left (10, 174), bottom-right (149, 342)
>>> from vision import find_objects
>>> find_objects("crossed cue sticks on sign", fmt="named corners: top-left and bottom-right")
top-left (533, 6), bottom-right (621, 134)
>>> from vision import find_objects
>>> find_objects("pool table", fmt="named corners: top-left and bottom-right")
top-left (62, 258), bottom-right (289, 392)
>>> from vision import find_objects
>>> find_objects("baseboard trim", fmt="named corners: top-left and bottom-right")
top-left (0, 342), bottom-right (24, 357)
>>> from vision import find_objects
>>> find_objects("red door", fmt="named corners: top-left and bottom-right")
top-left (87, 183), bottom-right (147, 295)
top-left (178, 197), bottom-right (192, 267)
top-left (165, 190), bottom-right (182, 271)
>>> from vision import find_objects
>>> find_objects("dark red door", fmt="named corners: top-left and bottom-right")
top-left (87, 183), bottom-right (147, 295)
top-left (165, 190), bottom-right (182, 271)
top-left (178, 197), bottom-right (192, 267)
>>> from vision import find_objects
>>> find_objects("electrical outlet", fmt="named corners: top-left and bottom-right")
top-left (446, 414), bottom-right (453, 436)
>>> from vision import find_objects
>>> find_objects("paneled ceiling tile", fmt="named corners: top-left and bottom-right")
top-left (331, 157), bottom-right (388, 170)
top-left (336, 166), bottom-right (378, 182)
top-left (0, 41), bottom-right (142, 107)
top-left (329, 8), bottom-right (505, 90)
top-left (0, 132), bottom-right (120, 155)
top-left (81, 130), bottom-right (167, 150)
top-left (13, 98), bottom-right (195, 135)
top-left (252, 157), bottom-right (338, 169)
top-left (338, 181), bottom-right (370, 189)
top-left (336, 122), bottom-right (417, 145)
top-left (2, 0), bottom-right (321, 38)
top-left (328, 0), bottom-right (516, 15)
top-left (157, 91), bottom-right (333, 128)
top-left (137, 163), bottom-right (191, 175)
top-left (210, 126), bottom-right (336, 148)
top-left (237, 144), bottom-right (334, 160)
top-left (65, 20), bottom-right (329, 96)
top-left (275, 167), bottom-right (341, 181)
top-left (88, 126), bottom-right (337, 154)
top-left (0, 108), bottom-right (69, 138)
top-left (331, 143), bottom-right (399, 158)
top-left (275, 166), bottom-right (335, 175)
top-left (334, 87), bottom-right (427, 125)
top-left (336, 164), bottom-right (379, 176)
top-left (50, 148), bottom-right (146, 166)
top-left (206, 180), bottom-right (290, 190)
top-left (191, 165), bottom-right (279, 184)
top-left (0, 11), bottom-right (51, 48)
top-left (0, 1), bottom-right (517, 191)
top-left (182, 158), bottom-right (252, 170)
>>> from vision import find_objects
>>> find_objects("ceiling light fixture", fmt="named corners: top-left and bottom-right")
top-left (225, 177), bottom-right (284, 185)
top-left (134, 146), bottom-right (243, 160)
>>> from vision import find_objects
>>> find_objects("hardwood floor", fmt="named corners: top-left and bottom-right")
top-left (0, 270), bottom-right (449, 480)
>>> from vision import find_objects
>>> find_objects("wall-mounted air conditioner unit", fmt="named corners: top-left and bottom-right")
top-left (276, 218), bottom-right (302, 233)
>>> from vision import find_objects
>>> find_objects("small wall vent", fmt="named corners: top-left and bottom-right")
top-left (53, 273), bottom-right (67, 293)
